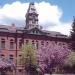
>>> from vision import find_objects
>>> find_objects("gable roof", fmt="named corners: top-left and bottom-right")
top-left (43, 30), bottom-right (68, 38)
top-left (24, 27), bottom-right (46, 35)
top-left (0, 24), bottom-right (68, 39)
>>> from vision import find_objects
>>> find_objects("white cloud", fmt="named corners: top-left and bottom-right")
top-left (35, 2), bottom-right (62, 25)
top-left (48, 22), bottom-right (72, 35)
top-left (0, 2), bottom-right (29, 20)
top-left (0, 1), bottom-right (72, 35)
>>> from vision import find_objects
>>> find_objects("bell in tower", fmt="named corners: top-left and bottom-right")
top-left (25, 2), bottom-right (39, 29)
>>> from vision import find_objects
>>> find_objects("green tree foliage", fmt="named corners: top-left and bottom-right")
top-left (63, 51), bottom-right (75, 73)
top-left (18, 43), bottom-right (38, 75)
top-left (70, 17), bottom-right (75, 51)
top-left (65, 51), bottom-right (75, 66)
top-left (19, 43), bottom-right (37, 66)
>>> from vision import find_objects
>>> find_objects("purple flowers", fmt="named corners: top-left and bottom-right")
top-left (37, 41), bottom-right (70, 70)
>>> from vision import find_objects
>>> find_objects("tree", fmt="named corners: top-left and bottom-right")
top-left (65, 51), bottom-right (75, 66)
top-left (38, 44), bottom-right (70, 73)
top-left (70, 17), bottom-right (75, 51)
top-left (19, 43), bottom-right (37, 75)
top-left (63, 51), bottom-right (75, 73)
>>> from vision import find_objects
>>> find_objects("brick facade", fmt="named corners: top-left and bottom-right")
top-left (0, 2), bottom-right (70, 73)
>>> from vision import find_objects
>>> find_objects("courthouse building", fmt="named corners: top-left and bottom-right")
top-left (0, 3), bottom-right (69, 72)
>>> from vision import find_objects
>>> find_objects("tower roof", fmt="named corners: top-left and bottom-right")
top-left (30, 2), bottom-right (34, 5)
top-left (26, 2), bottom-right (37, 15)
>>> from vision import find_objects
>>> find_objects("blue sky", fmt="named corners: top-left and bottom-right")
top-left (0, 0), bottom-right (75, 35)
top-left (0, 0), bottom-right (75, 22)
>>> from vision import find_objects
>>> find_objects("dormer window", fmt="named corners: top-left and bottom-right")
top-left (32, 30), bottom-right (38, 34)
top-left (36, 30), bottom-right (38, 34)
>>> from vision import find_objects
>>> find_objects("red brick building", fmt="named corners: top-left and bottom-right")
top-left (0, 2), bottom-right (69, 72)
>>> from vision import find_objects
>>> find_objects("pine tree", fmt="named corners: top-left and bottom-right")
top-left (71, 17), bottom-right (75, 51)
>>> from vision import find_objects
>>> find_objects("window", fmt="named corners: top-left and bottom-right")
top-left (9, 55), bottom-right (13, 61)
top-left (19, 39), bottom-right (22, 48)
top-left (63, 43), bottom-right (65, 45)
top-left (9, 55), bottom-right (13, 57)
top-left (32, 40), bottom-right (35, 47)
top-left (41, 41), bottom-right (44, 45)
top-left (0, 54), bottom-right (5, 59)
top-left (18, 69), bottom-right (22, 72)
top-left (31, 8), bottom-right (35, 11)
top-left (29, 20), bottom-right (32, 24)
top-left (19, 55), bottom-right (22, 57)
top-left (26, 40), bottom-right (29, 44)
top-left (32, 40), bottom-right (34, 44)
top-left (36, 30), bottom-right (38, 34)
top-left (1, 54), bottom-right (4, 57)
top-left (32, 19), bottom-right (36, 24)
top-left (1, 39), bottom-right (5, 49)
top-left (46, 42), bottom-right (49, 46)
top-left (9, 58), bottom-right (13, 61)
top-left (10, 39), bottom-right (14, 49)
top-left (55, 41), bottom-right (57, 44)
top-left (59, 43), bottom-right (62, 45)
top-left (33, 31), bottom-right (35, 34)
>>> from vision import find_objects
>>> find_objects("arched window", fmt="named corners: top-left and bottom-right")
top-left (10, 39), bottom-right (14, 49)
top-left (1, 39), bottom-right (5, 49)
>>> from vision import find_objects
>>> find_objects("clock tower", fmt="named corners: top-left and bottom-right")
top-left (25, 2), bottom-right (39, 29)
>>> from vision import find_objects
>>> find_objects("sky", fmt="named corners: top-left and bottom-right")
top-left (0, 0), bottom-right (75, 35)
